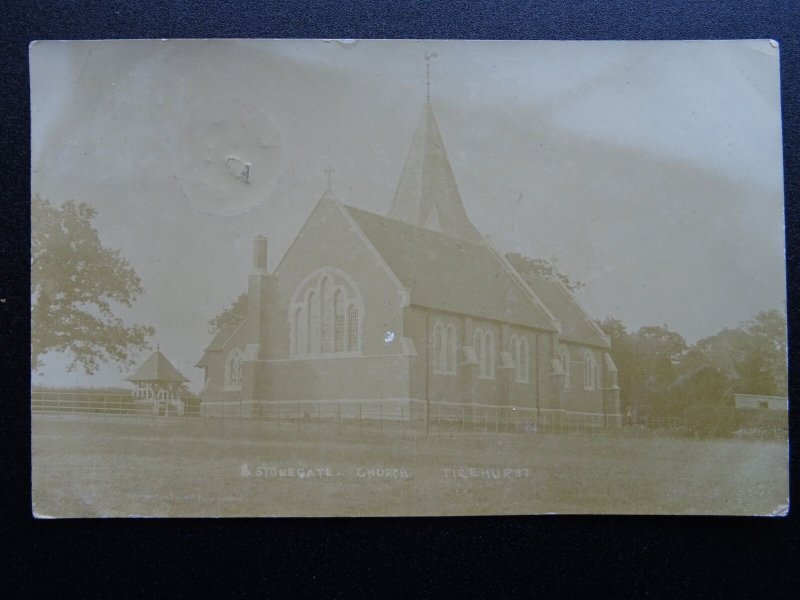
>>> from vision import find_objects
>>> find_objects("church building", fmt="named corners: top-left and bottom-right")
top-left (196, 99), bottom-right (621, 426)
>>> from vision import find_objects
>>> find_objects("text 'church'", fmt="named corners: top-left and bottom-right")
top-left (196, 98), bottom-right (621, 425)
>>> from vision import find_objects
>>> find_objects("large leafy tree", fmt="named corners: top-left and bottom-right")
top-left (598, 318), bottom-right (688, 417)
top-left (678, 310), bottom-right (788, 400)
top-left (31, 195), bottom-right (154, 374)
top-left (505, 252), bottom-right (584, 294)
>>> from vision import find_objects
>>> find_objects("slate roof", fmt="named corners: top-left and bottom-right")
top-left (125, 349), bottom-right (189, 383)
top-left (345, 205), bottom-right (557, 331)
top-left (519, 274), bottom-right (610, 349)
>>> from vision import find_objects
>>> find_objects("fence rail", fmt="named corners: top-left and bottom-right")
top-left (32, 392), bottom-right (689, 437)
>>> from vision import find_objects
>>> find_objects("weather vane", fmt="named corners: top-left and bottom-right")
top-left (424, 52), bottom-right (438, 101)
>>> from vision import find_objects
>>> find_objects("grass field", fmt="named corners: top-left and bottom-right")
top-left (31, 415), bottom-right (788, 517)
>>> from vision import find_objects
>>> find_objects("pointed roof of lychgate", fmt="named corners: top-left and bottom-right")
top-left (125, 349), bottom-right (189, 383)
top-left (387, 102), bottom-right (482, 243)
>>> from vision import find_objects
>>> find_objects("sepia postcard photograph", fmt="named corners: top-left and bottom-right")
top-left (30, 39), bottom-right (788, 517)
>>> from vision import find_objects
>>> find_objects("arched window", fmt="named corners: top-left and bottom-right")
top-left (514, 335), bottom-right (530, 384)
top-left (584, 350), bottom-right (596, 390)
top-left (596, 360), bottom-right (602, 389)
top-left (510, 335), bottom-right (520, 380)
top-left (473, 329), bottom-right (484, 376)
top-left (432, 321), bottom-right (456, 375)
top-left (293, 307), bottom-right (304, 356)
top-left (485, 330), bottom-right (495, 379)
top-left (433, 321), bottom-right (445, 374)
top-left (347, 305), bottom-right (359, 352)
top-left (307, 291), bottom-right (319, 355)
top-left (225, 348), bottom-right (243, 391)
top-left (560, 345), bottom-right (570, 389)
top-left (334, 289), bottom-right (345, 352)
top-left (290, 268), bottom-right (364, 357)
top-left (320, 277), bottom-right (334, 353)
top-left (474, 328), bottom-right (494, 379)
top-left (445, 324), bottom-right (457, 375)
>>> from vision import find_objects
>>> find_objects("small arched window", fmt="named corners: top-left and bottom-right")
top-left (445, 324), bottom-right (457, 375)
top-left (584, 350), bottom-right (596, 390)
top-left (473, 330), bottom-right (484, 375)
top-left (433, 321), bottom-right (445, 374)
top-left (515, 335), bottom-right (530, 383)
top-left (225, 348), bottom-right (243, 391)
top-left (485, 330), bottom-right (495, 379)
top-left (510, 335), bottom-right (520, 381)
top-left (596, 360), bottom-right (602, 390)
top-left (474, 328), bottom-right (494, 379)
top-left (560, 345), bottom-right (570, 389)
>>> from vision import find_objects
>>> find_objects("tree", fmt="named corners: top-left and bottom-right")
top-left (678, 310), bottom-right (788, 400)
top-left (31, 195), bottom-right (154, 374)
top-left (209, 291), bottom-right (248, 333)
top-left (740, 309), bottom-right (787, 396)
top-left (505, 252), bottom-right (584, 294)
top-left (597, 318), bottom-right (687, 418)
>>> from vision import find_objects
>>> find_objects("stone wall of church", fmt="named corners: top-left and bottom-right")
top-left (261, 355), bottom-right (412, 402)
top-left (405, 306), bottom-right (560, 410)
top-left (267, 198), bottom-right (406, 361)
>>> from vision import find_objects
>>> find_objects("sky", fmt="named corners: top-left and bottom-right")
top-left (30, 39), bottom-right (786, 392)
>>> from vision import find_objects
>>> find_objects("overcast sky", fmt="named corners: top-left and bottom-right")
top-left (30, 39), bottom-right (785, 391)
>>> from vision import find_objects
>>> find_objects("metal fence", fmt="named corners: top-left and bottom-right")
top-left (30, 391), bottom-right (644, 437)
top-left (31, 391), bottom-right (199, 418)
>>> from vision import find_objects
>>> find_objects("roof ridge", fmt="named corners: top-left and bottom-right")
top-left (520, 271), bottom-right (610, 349)
top-left (344, 204), bottom-right (485, 247)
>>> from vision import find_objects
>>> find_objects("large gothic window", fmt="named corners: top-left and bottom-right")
top-left (474, 328), bottom-right (495, 379)
top-left (334, 289), bottom-right (345, 352)
top-left (225, 348), bottom-right (243, 391)
top-left (290, 268), bottom-right (364, 357)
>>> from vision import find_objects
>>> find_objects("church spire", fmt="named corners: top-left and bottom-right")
top-left (387, 74), bottom-right (481, 242)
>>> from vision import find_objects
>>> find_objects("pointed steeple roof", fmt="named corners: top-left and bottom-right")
top-left (125, 349), bottom-right (189, 383)
top-left (388, 102), bottom-right (481, 242)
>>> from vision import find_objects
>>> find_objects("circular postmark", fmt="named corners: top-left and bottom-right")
top-left (175, 98), bottom-right (282, 216)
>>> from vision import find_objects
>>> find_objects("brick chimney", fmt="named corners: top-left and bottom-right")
top-left (247, 236), bottom-right (274, 351)
top-left (253, 235), bottom-right (268, 271)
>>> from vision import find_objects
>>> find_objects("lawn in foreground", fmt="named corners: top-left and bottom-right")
top-left (31, 416), bottom-right (788, 517)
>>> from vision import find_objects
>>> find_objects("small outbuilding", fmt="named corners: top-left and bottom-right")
top-left (125, 347), bottom-right (190, 416)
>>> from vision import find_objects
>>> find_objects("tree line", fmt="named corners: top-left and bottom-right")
top-left (597, 311), bottom-right (787, 434)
